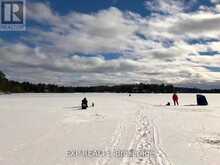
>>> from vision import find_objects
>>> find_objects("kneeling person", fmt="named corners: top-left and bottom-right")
top-left (81, 97), bottom-right (88, 109)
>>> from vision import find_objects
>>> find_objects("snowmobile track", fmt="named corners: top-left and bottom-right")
top-left (121, 110), bottom-right (171, 165)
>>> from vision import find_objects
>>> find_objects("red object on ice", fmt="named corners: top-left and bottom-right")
top-left (172, 93), bottom-right (179, 106)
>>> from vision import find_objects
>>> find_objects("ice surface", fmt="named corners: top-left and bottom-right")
top-left (0, 93), bottom-right (220, 165)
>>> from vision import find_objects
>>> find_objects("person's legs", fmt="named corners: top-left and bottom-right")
top-left (174, 100), bottom-right (178, 106)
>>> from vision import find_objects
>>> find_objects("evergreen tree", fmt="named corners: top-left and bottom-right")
top-left (0, 71), bottom-right (6, 80)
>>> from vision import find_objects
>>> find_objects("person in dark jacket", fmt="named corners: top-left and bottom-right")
top-left (81, 97), bottom-right (88, 109)
top-left (172, 93), bottom-right (179, 106)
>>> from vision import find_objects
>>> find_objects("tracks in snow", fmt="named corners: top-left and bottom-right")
top-left (121, 109), bottom-right (171, 165)
top-left (95, 120), bottom-right (126, 165)
top-left (96, 99), bottom-right (171, 165)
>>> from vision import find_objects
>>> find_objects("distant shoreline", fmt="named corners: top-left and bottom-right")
top-left (1, 71), bottom-right (220, 93)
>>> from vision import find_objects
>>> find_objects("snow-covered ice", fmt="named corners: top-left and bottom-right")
top-left (0, 93), bottom-right (220, 165)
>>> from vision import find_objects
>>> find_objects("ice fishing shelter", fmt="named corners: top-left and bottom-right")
top-left (196, 94), bottom-right (208, 106)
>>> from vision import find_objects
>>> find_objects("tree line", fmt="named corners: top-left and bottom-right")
top-left (0, 70), bottom-right (220, 93)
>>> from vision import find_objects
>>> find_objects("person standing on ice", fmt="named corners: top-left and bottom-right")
top-left (172, 93), bottom-right (179, 106)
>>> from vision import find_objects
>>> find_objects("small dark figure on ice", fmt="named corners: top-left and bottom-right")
top-left (172, 93), bottom-right (179, 106)
top-left (81, 97), bottom-right (88, 109)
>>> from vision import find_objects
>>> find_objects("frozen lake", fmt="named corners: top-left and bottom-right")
top-left (0, 93), bottom-right (220, 165)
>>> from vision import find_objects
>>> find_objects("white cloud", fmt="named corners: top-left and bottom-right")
top-left (27, 2), bottom-right (61, 25)
top-left (211, 0), bottom-right (220, 4)
top-left (27, 5), bottom-right (142, 54)
top-left (1, 1), bottom-right (220, 88)
top-left (169, 13), bottom-right (220, 38)
top-left (145, 0), bottom-right (185, 15)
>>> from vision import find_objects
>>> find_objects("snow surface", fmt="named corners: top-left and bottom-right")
top-left (0, 93), bottom-right (220, 165)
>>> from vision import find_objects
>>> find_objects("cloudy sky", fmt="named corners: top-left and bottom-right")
top-left (1, 0), bottom-right (220, 88)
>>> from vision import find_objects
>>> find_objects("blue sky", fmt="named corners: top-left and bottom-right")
top-left (0, 0), bottom-right (220, 88)
top-left (29, 0), bottom-right (150, 16)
